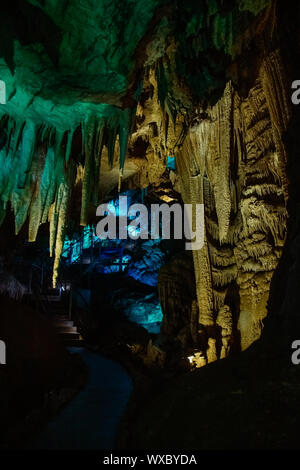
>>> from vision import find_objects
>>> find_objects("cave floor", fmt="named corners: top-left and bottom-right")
top-left (27, 348), bottom-right (132, 450)
top-left (119, 337), bottom-right (300, 450)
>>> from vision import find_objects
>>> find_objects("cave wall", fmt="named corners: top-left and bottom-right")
top-left (174, 54), bottom-right (289, 361)
top-left (147, 2), bottom-right (293, 362)
top-left (0, 0), bottom-right (296, 365)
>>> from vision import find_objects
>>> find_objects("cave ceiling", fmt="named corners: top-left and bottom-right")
top-left (0, 0), bottom-right (270, 128)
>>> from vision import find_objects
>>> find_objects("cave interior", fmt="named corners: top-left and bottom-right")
top-left (1, 0), bottom-right (300, 452)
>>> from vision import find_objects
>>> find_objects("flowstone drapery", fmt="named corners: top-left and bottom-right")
top-left (174, 53), bottom-right (290, 360)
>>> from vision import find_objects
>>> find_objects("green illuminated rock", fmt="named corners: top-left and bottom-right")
top-left (0, 0), bottom-right (271, 284)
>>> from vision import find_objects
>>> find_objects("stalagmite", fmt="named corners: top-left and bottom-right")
top-left (216, 305), bottom-right (233, 359)
top-left (206, 338), bottom-right (217, 363)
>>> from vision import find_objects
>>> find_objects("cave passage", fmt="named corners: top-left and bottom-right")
top-left (27, 348), bottom-right (132, 450)
top-left (0, 0), bottom-right (300, 454)
top-left (60, 188), bottom-right (178, 334)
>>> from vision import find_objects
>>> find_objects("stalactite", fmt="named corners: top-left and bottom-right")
top-left (52, 170), bottom-right (75, 287)
top-left (0, 206), bottom-right (6, 228)
top-left (79, 109), bottom-right (133, 225)
top-left (260, 50), bottom-right (291, 203)
top-left (28, 144), bottom-right (47, 242)
top-left (17, 120), bottom-right (36, 190)
top-left (213, 289), bottom-right (227, 313)
top-left (80, 116), bottom-right (97, 226)
top-left (205, 216), bottom-right (240, 245)
top-left (54, 130), bottom-right (64, 162)
top-left (106, 114), bottom-right (119, 168)
top-left (119, 108), bottom-right (134, 170)
top-left (208, 244), bottom-right (235, 267)
top-left (118, 168), bottom-right (123, 193)
top-left (176, 86), bottom-right (235, 342)
top-left (12, 121), bottom-right (40, 236)
top-left (41, 147), bottom-right (58, 223)
top-left (191, 173), bottom-right (214, 329)
top-left (65, 128), bottom-right (75, 164)
top-left (49, 185), bottom-right (64, 259)
top-left (48, 155), bottom-right (76, 286)
top-left (92, 121), bottom-right (105, 205)
top-left (212, 265), bottom-right (237, 287)
top-left (4, 116), bottom-right (15, 156)
top-left (11, 120), bottom-right (25, 159)
top-left (213, 82), bottom-right (233, 243)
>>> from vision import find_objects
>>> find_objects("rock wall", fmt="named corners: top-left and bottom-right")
top-left (0, 1), bottom-right (294, 364)
top-left (160, 50), bottom-right (290, 362)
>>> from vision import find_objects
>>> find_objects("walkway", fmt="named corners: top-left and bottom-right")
top-left (29, 348), bottom-right (132, 449)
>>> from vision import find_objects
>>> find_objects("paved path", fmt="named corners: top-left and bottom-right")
top-left (29, 348), bottom-right (132, 449)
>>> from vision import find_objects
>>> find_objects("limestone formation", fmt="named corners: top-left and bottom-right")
top-left (0, 0), bottom-right (291, 362)
top-left (175, 67), bottom-right (288, 358)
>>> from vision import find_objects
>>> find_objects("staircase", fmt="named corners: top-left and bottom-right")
top-left (52, 316), bottom-right (84, 347)
top-left (41, 288), bottom-right (84, 347)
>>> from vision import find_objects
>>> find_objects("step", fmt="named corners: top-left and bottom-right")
top-left (47, 303), bottom-right (66, 310)
top-left (63, 338), bottom-right (85, 347)
top-left (52, 315), bottom-right (70, 321)
top-left (58, 332), bottom-right (81, 341)
top-left (43, 289), bottom-right (61, 296)
top-left (52, 320), bottom-right (74, 327)
top-left (49, 309), bottom-right (68, 316)
top-left (55, 326), bottom-right (78, 334)
top-left (44, 295), bottom-right (62, 302)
